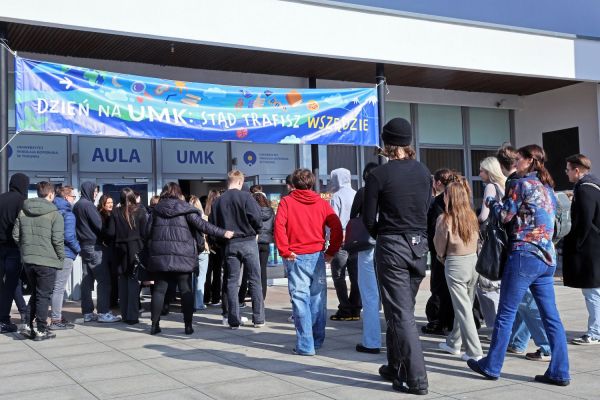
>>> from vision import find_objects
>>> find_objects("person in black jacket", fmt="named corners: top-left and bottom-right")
top-left (106, 188), bottom-right (148, 325)
top-left (0, 173), bottom-right (29, 333)
top-left (363, 118), bottom-right (432, 396)
top-left (563, 154), bottom-right (600, 345)
top-left (147, 182), bottom-right (233, 335)
top-left (210, 170), bottom-right (265, 329)
top-left (253, 192), bottom-right (274, 300)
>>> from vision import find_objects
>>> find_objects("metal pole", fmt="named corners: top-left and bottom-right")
top-left (376, 63), bottom-right (385, 165)
top-left (308, 76), bottom-right (320, 192)
top-left (0, 23), bottom-right (9, 192)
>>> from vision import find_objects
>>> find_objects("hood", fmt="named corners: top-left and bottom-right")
top-left (80, 181), bottom-right (96, 202)
top-left (22, 198), bottom-right (58, 216)
top-left (578, 173), bottom-right (600, 187)
top-left (260, 206), bottom-right (274, 219)
top-left (153, 198), bottom-right (199, 218)
top-left (9, 173), bottom-right (29, 197)
top-left (290, 189), bottom-right (321, 205)
top-left (53, 196), bottom-right (73, 212)
top-left (328, 168), bottom-right (352, 193)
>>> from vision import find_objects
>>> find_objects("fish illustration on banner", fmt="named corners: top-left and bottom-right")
top-left (14, 57), bottom-right (379, 146)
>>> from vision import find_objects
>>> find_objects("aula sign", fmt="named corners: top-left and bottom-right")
top-left (162, 140), bottom-right (227, 174)
top-left (79, 137), bottom-right (152, 173)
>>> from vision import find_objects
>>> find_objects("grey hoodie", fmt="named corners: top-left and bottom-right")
top-left (329, 168), bottom-right (356, 229)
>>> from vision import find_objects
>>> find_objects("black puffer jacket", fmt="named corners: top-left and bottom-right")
top-left (146, 198), bottom-right (227, 273)
top-left (0, 173), bottom-right (29, 248)
top-left (257, 206), bottom-right (274, 244)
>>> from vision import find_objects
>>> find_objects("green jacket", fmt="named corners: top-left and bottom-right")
top-left (13, 198), bottom-right (65, 269)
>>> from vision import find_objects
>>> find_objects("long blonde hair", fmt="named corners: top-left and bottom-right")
top-left (480, 157), bottom-right (507, 189)
top-left (443, 180), bottom-right (479, 245)
top-left (189, 195), bottom-right (205, 215)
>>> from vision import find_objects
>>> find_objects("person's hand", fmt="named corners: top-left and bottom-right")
top-left (325, 253), bottom-right (334, 263)
top-left (224, 230), bottom-right (235, 239)
top-left (285, 252), bottom-right (297, 262)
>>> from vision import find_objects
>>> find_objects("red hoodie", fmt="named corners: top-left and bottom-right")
top-left (274, 189), bottom-right (343, 258)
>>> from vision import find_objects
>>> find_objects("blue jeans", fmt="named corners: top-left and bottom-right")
top-left (582, 287), bottom-right (600, 339)
top-left (477, 251), bottom-right (570, 381)
top-left (285, 252), bottom-right (327, 355)
top-left (0, 247), bottom-right (22, 324)
top-left (193, 252), bottom-right (210, 310)
top-left (509, 289), bottom-right (551, 355)
top-left (357, 248), bottom-right (381, 349)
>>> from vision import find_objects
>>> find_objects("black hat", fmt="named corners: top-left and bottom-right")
top-left (381, 118), bottom-right (413, 147)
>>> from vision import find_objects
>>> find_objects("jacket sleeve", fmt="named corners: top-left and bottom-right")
top-left (349, 188), bottom-right (363, 219)
top-left (246, 196), bottom-right (263, 232)
top-left (574, 186), bottom-right (597, 249)
top-left (433, 215), bottom-right (449, 257)
top-left (52, 212), bottom-right (65, 262)
top-left (87, 204), bottom-right (103, 235)
top-left (274, 198), bottom-right (291, 258)
top-left (490, 180), bottom-right (522, 225)
top-left (64, 212), bottom-right (81, 255)
top-left (186, 212), bottom-right (227, 238)
top-left (144, 212), bottom-right (153, 240)
top-left (105, 213), bottom-right (116, 239)
top-left (12, 213), bottom-right (21, 246)
top-left (325, 204), bottom-right (343, 257)
top-left (362, 173), bottom-right (380, 238)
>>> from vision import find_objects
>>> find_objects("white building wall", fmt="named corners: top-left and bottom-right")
top-left (514, 82), bottom-right (600, 167)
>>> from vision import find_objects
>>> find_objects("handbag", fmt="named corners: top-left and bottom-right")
top-left (475, 212), bottom-right (508, 281)
top-left (130, 253), bottom-right (146, 281)
top-left (343, 217), bottom-right (375, 252)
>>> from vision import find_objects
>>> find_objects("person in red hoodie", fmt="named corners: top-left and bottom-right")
top-left (275, 168), bottom-right (343, 355)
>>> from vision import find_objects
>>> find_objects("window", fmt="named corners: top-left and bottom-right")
top-left (469, 108), bottom-right (510, 146)
top-left (418, 104), bottom-right (463, 145)
top-left (471, 149), bottom-right (498, 176)
top-left (385, 101), bottom-right (411, 123)
top-left (419, 148), bottom-right (464, 175)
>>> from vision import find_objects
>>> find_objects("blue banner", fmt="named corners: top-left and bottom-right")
top-left (15, 57), bottom-right (379, 146)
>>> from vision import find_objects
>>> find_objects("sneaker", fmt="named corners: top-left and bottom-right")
top-left (356, 343), bottom-right (380, 354)
top-left (83, 313), bottom-right (98, 323)
top-left (97, 312), bottom-right (121, 323)
top-left (467, 358), bottom-right (498, 380)
top-left (378, 364), bottom-right (398, 381)
top-left (507, 346), bottom-right (525, 354)
top-left (32, 329), bottom-right (56, 341)
top-left (461, 353), bottom-right (483, 361)
top-left (526, 349), bottom-right (551, 362)
top-left (438, 342), bottom-right (460, 355)
top-left (209, 301), bottom-right (222, 307)
top-left (222, 316), bottom-right (248, 327)
top-left (329, 313), bottom-right (353, 321)
top-left (421, 324), bottom-right (446, 336)
top-left (48, 320), bottom-right (74, 330)
top-left (0, 322), bottom-right (18, 333)
top-left (239, 302), bottom-right (247, 309)
top-left (254, 322), bottom-right (265, 328)
top-left (392, 379), bottom-right (428, 396)
top-left (534, 374), bottom-right (569, 386)
top-left (292, 347), bottom-right (315, 356)
top-left (571, 334), bottom-right (600, 345)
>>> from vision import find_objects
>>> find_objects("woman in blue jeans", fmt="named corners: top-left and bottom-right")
top-left (467, 144), bottom-right (570, 386)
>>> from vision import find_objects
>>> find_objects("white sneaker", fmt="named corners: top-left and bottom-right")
top-left (438, 342), bottom-right (460, 355)
top-left (83, 313), bottom-right (98, 323)
top-left (461, 353), bottom-right (482, 361)
top-left (222, 316), bottom-right (248, 327)
top-left (98, 312), bottom-right (121, 323)
top-left (254, 322), bottom-right (265, 328)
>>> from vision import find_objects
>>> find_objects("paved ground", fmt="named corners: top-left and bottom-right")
top-left (1, 278), bottom-right (598, 400)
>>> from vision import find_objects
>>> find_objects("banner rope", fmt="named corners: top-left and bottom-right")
top-left (375, 77), bottom-right (390, 95)
top-left (0, 39), bottom-right (17, 57)
top-left (0, 130), bottom-right (22, 154)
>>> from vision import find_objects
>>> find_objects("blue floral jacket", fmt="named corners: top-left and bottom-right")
top-left (488, 172), bottom-right (557, 266)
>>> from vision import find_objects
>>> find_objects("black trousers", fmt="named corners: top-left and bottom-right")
top-left (331, 249), bottom-right (361, 317)
top-left (23, 264), bottom-right (56, 332)
top-left (239, 243), bottom-right (269, 301)
top-left (424, 255), bottom-right (454, 330)
top-left (204, 248), bottom-right (223, 304)
top-left (119, 275), bottom-right (140, 321)
top-left (151, 272), bottom-right (193, 324)
top-left (375, 234), bottom-right (428, 390)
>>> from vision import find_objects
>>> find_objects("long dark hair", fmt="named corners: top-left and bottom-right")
top-left (160, 182), bottom-right (184, 200)
top-left (120, 188), bottom-right (139, 230)
top-left (205, 189), bottom-right (220, 216)
top-left (518, 144), bottom-right (555, 188)
top-left (253, 192), bottom-right (271, 208)
top-left (97, 194), bottom-right (113, 221)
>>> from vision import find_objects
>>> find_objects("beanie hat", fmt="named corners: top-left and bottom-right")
top-left (381, 118), bottom-right (413, 147)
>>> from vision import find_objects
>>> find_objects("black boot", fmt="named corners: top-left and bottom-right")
top-left (150, 321), bottom-right (161, 335)
top-left (185, 322), bottom-right (194, 335)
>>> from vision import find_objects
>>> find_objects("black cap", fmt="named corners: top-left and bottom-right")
top-left (381, 118), bottom-right (413, 147)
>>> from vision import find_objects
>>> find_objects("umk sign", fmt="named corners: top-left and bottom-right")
top-left (161, 140), bottom-right (227, 174)
top-left (78, 137), bottom-right (153, 173)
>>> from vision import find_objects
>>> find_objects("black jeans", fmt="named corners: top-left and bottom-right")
top-left (424, 255), bottom-right (454, 330)
top-left (0, 246), bottom-right (22, 324)
top-left (119, 275), bottom-right (140, 321)
top-left (331, 249), bottom-right (361, 317)
top-left (151, 272), bottom-right (193, 324)
top-left (23, 264), bottom-right (57, 332)
top-left (375, 234), bottom-right (428, 390)
top-left (204, 248), bottom-right (223, 304)
top-left (239, 243), bottom-right (269, 301)
top-left (224, 240), bottom-right (265, 326)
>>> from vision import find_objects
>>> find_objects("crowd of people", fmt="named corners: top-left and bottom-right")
top-left (1, 117), bottom-right (599, 395)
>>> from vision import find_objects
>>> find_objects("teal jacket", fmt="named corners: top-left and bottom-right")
top-left (13, 198), bottom-right (65, 269)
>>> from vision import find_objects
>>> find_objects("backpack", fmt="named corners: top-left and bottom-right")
top-left (553, 191), bottom-right (572, 243)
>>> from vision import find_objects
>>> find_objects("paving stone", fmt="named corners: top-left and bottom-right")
top-left (0, 370), bottom-right (75, 395)
top-left (0, 385), bottom-right (96, 400)
top-left (64, 360), bottom-right (156, 383)
top-left (199, 375), bottom-right (306, 400)
top-left (82, 373), bottom-right (185, 399)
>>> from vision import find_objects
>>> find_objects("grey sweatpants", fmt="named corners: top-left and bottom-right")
top-left (51, 258), bottom-right (73, 321)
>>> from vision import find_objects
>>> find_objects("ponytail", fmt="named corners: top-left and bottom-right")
top-left (518, 144), bottom-right (555, 188)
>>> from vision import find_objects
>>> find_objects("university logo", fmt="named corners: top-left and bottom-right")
top-left (243, 151), bottom-right (257, 166)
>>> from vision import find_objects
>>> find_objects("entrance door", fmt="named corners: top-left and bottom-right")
top-left (244, 175), bottom-right (259, 191)
top-left (93, 179), bottom-right (150, 206)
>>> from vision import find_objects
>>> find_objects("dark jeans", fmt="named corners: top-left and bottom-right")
top-left (151, 272), bottom-right (193, 324)
top-left (375, 234), bottom-right (428, 390)
top-left (331, 249), bottom-right (361, 317)
top-left (14, 279), bottom-right (27, 315)
top-left (80, 244), bottom-right (111, 315)
top-left (0, 246), bottom-right (22, 324)
top-left (119, 275), bottom-right (140, 321)
top-left (239, 243), bottom-right (270, 301)
top-left (224, 240), bottom-right (265, 326)
top-left (23, 264), bottom-right (57, 332)
top-left (424, 255), bottom-right (454, 330)
top-left (204, 248), bottom-right (223, 304)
